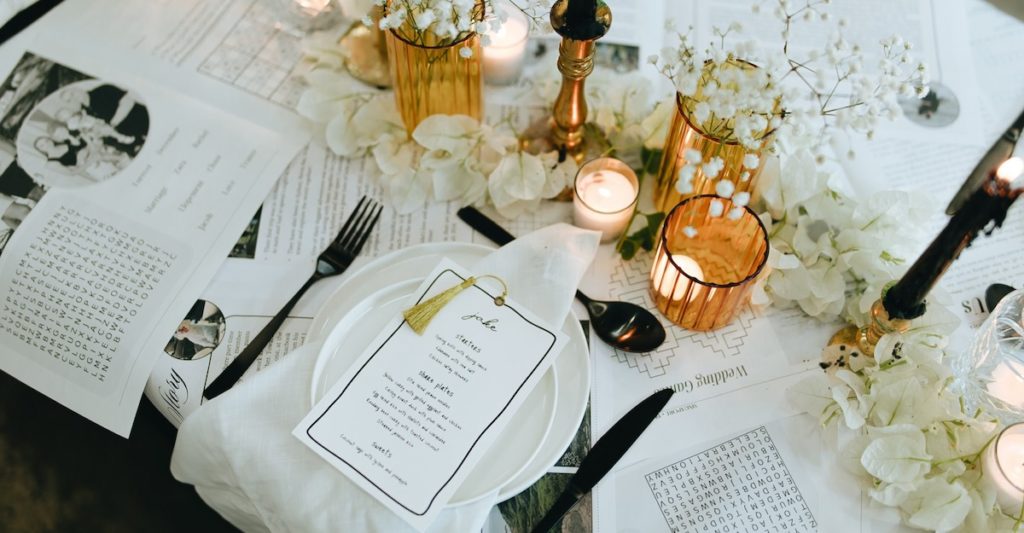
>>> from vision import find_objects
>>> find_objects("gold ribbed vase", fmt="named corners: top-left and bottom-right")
top-left (652, 93), bottom-right (770, 212)
top-left (385, 30), bottom-right (483, 134)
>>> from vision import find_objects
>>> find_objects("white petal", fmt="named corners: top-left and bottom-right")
top-left (860, 435), bottom-right (930, 484)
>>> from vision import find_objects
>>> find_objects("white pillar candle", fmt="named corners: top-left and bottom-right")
top-left (983, 423), bottom-right (1024, 515)
top-left (572, 158), bottom-right (639, 242)
top-left (652, 252), bottom-right (706, 301)
top-left (483, 2), bottom-right (530, 85)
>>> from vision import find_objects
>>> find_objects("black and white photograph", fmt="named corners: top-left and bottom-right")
top-left (899, 81), bottom-right (961, 128)
top-left (594, 43), bottom-right (639, 73)
top-left (0, 52), bottom-right (149, 254)
top-left (164, 300), bottom-right (227, 361)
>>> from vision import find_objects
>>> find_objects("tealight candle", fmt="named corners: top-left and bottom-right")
top-left (651, 252), bottom-right (706, 302)
top-left (483, 1), bottom-right (530, 85)
top-left (572, 158), bottom-right (639, 242)
top-left (276, 0), bottom-right (343, 32)
top-left (983, 423), bottom-right (1024, 515)
top-left (295, 0), bottom-right (331, 16)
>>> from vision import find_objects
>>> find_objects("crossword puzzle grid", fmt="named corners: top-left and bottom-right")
top-left (644, 427), bottom-right (817, 533)
top-left (197, 2), bottom-right (307, 109)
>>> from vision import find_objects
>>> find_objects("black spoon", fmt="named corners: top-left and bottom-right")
top-left (457, 206), bottom-right (667, 353)
top-left (986, 283), bottom-right (1017, 313)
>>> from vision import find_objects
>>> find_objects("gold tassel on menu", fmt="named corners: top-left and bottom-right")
top-left (403, 275), bottom-right (509, 334)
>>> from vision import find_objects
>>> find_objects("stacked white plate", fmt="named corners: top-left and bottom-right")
top-left (306, 242), bottom-right (591, 505)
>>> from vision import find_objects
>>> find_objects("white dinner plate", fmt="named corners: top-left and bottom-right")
top-left (307, 242), bottom-right (591, 504)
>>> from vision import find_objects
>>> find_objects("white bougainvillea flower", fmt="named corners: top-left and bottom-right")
top-left (860, 426), bottom-right (931, 485)
top-left (640, 100), bottom-right (674, 150)
top-left (901, 478), bottom-right (972, 532)
top-left (786, 375), bottom-right (834, 423)
top-left (412, 114), bottom-right (481, 160)
top-left (488, 152), bottom-right (547, 218)
top-left (383, 166), bottom-right (432, 214)
top-left (760, 148), bottom-right (827, 219)
top-left (539, 151), bottom-right (578, 199)
top-left (371, 133), bottom-right (416, 176)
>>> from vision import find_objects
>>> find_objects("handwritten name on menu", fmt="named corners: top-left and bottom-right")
top-left (294, 262), bottom-right (566, 531)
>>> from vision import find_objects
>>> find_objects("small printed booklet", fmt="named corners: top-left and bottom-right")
top-left (294, 261), bottom-right (566, 531)
top-left (0, 33), bottom-right (304, 435)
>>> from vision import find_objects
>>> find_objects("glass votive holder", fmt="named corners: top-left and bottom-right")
top-left (482, 0), bottom-right (530, 85)
top-left (272, 0), bottom-right (345, 33)
top-left (951, 288), bottom-right (1024, 424)
top-left (649, 194), bottom-right (769, 331)
top-left (572, 157), bottom-right (639, 243)
top-left (981, 422), bottom-right (1024, 516)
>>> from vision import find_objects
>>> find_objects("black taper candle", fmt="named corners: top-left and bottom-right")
top-left (883, 161), bottom-right (1022, 320)
top-left (556, 0), bottom-right (607, 40)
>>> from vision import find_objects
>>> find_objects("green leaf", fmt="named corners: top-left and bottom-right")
top-left (641, 147), bottom-right (663, 175)
top-left (619, 239), bottom-right (638, 260)
top-left (616, 211), bottom-right (667, 260)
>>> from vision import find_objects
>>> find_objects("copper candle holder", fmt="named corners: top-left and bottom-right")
top-left (649, 195), bottom-right (769, 331)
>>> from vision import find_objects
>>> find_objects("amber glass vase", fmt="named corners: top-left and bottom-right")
top-left (649, 195), bottom-right (769, 331)
top-left (652, 62), bottom-right (774, 212)
top-left (385, 24), bottom-right (483, 134)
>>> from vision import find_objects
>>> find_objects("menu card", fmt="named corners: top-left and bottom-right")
top-left (294, 261), bottom-right (567, 531)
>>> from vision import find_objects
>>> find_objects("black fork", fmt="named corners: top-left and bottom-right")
top-left (204, 196), bottom-right (383, 400)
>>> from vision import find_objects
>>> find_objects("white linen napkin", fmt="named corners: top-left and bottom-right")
top-left (170, 223), bottom-right (601, 532)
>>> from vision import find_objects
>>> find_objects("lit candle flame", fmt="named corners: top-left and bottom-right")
top-left (996, 157), bottom-right (1024, 184)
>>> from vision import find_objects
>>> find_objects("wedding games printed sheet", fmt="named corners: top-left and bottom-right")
top-left (0, 32), bottom-right (304, 435)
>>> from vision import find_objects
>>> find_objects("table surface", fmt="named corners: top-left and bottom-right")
top-left (1, 1), bottom-right (1023, 532)
top-left (0, 371), bottom-right (234, 532)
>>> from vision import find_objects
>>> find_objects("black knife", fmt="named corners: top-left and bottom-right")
top-left (457, 206), bottom-right (515, 246)
top-left (530, 388), bottom-right (674, 533)
top-left (946, 107), bottom-right (1024, 215)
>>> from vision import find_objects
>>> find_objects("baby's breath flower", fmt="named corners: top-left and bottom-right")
top-left (708, 199), bottom-right (725, 217)
top-left (715, 179), bottom-right (735, 198)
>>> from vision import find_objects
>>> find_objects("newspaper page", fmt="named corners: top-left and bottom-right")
top-left (0, 28), bottom-right (304, 436)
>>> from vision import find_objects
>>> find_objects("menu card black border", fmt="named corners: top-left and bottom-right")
top-left (306, 268), bottom-right (558, 516)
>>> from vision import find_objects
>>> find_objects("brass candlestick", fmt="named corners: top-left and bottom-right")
top-left (824, 300), bottom-right (911, 371)
top-left (339, 6), bottom-right (391, 88)
top-left (547, 0), bottom-right (611, 160)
